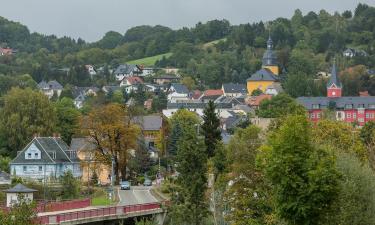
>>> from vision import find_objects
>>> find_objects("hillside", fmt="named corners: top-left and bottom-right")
top-left (126, 53), bottom-right (172, 66)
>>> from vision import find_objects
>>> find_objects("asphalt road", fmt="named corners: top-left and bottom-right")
top-left (118, 186), bottom-right (158, 206)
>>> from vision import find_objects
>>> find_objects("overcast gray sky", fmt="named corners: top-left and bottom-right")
top-left (0, 0), bottom-right (373, 42)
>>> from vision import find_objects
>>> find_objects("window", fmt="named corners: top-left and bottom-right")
top-left (369, 104), bottom-right (375, 109)
top-left (347, 113), bottom-right (352, 119)
top-left (366, 113), bottom-right (370, 119)
top-left (35, 153), bottom-right (38, 158)
top-left (317, 113), bottom-right (321, 119)
top-left (310, 113), bottom-right (315, 119)
top-left (312, 104), bottom-right (320, 109)
top-left (23, 166), bottom-right (27, 172)
top-left (353, 113), bottom-right (357, 119)
top-left (39, 166), bottom-right (42, 172)
top-left (358, 104), bottom-right (365, 108)
top-left (345, 104), bottom-right (353, 109)
top-left (27, 153), bottom-right (31, 159)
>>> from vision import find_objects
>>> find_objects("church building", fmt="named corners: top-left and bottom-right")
top-left (247, 36), bottom-right (280, 95)
top-left (297, 62), bottom-right (375, 126)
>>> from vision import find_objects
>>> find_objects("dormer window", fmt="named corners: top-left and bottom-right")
top-left (27, 153), bottom-right (32, 159)
top-left (35, 153), bottom-right (39, 158)
top-left (345, 104), bottom-right (353, 109)
top-left (312, 104), bottom-right (320, 109)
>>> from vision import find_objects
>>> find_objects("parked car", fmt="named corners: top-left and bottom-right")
top-left (120, 181), bottom-right (131, 190)
top-left (143, 178), bottom-right (152, 186)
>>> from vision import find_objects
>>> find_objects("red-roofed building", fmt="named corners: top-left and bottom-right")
top-left (191, 90), bottom-right (202, 100)
top-left (0, 48), bottom-right (14, 56)
top-left (246, 94), bottom-right (272, 109)
top-left (200, 89), bottom-right (223, 102)
top-left (120, 76), bottom-right (144, 93)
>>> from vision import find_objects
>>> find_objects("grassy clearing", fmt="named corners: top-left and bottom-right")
top-left (126, 52), bottom-right (172, 66)
top-left (202, 38), bottom-right (227, 49)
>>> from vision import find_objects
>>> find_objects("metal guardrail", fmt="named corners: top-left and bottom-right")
top-left (38, 202), bottom-right (164, 224)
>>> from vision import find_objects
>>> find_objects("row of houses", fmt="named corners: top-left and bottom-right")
top-left (9, 114), bottom-right (166, 184)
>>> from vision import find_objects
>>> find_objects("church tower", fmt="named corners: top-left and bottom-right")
top-left (262, 36), bottom-right (279, 75)
top-left (327, 61), bottom-right (342, 98)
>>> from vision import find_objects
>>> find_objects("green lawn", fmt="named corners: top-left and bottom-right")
top-left (126, 52), bottom-right (172, 66)
top-left (91, 196), bottom-right (113, 206)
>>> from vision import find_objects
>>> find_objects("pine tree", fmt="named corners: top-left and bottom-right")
top-left (167, 123), bottom-right (182, 156)
top-left (171, 125), bottom-right (208, 225)
top-left (201, 101), bottom-right (221, 158)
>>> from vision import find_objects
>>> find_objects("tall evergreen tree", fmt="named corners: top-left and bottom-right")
top-left (201, 101), bottom-right (221, 158)
top-left (167, 123), bottom-right (182, 156)
top-left (170, 125), bottom-right (208, 225)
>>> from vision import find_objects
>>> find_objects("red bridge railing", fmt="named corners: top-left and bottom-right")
top-left (38, 202), bottom-right (164, 224)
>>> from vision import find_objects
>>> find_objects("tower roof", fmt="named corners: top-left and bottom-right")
top-left (327, 62), bottom-right (342, 88)
top-left (262, 36), bottom-right (278, 66)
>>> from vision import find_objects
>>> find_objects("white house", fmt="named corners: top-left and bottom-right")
top-left (114, 64), bottom-right (142, 81)
top-left (265, 83), bottom-right (283, 96)
top-left (4, 184), bottom-right (37, 207)
top-left (120, 76), bottom-right (144, 94)
top-left (10, 137), bottom-right (81, 182)
top-left (37, 80), bottom-right (63, 99)
top-left (168, 83), bottom-right (190, 103)
top-left (85, 65), bottom-right (97, 77)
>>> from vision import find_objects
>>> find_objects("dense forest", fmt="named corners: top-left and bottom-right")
top-left (0, 3), bottom-right (374, 95)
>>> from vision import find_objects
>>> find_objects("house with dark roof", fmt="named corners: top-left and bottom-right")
top-left (297, 62), bottom-right (375, 126)
top-left (38, 80), bottom-right (63, 99)
top-left (132, 115), bottom-right (167, 159)
top-left (71, 86), bottom-right (100, 109)
top-left (343, 48), bottom-right (368, 58)
top-left (114, 64), bottom-right (142, 81)
top-left (10, 137), bottom-right (81, 181)
top-left (168, 83), bottom-right (190, 103)
top-left (222, 83), bottom-right (247, 97)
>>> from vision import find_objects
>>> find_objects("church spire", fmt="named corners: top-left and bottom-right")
top-left (327, 59), bottom-right (342, 98)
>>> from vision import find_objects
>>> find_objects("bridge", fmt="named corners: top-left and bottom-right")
top-left (37, 186), bottom-right (168, 225)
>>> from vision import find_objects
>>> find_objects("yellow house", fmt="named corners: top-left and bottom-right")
top-left (247, 68), bottom-right (279, 94)
top-left (247, 36), bottom-right (280, 95)
top-left (71, 138), bottom-right (111, 185)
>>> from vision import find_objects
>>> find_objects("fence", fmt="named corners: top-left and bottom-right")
top-left (36, 198), bottom-right (91, 213)
top-left (38, 202), bottom-right (163, 224)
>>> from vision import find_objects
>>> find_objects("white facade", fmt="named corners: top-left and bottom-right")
top-left (167, 92), bottom-right (189, 103)
top-left (6, 193), bottom-right (33, 207)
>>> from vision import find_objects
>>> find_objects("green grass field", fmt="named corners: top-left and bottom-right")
top-left (126, 52), bottom-right (172, 66)
top-left (91, 196), bottom-right (112, 206)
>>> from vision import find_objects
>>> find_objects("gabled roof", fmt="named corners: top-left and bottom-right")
top-left (327, 63), bottom-right (342, 88)
top-left (4, 184), bottom-right (37, 193)
top-left (247, 68), bottom-right (279, 81)
top-left (133, 115), bottom-right (163, 131)
top-left (247, 94), bottom-right (273, 106)
top-left (38, 80), bottom-right (63, 90)
top-left (123, 76), bottom-right (144, 85)
top-left (170, 83), bottom-right (189, 94)
top-left (70, 137), bottom-right (97, 152)
top-left (222, 83), bottom-right (247, 93)
top-left (11, 137), bottom-right (75, 165)
top-left (114, 64), bottom-right (140, 75)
